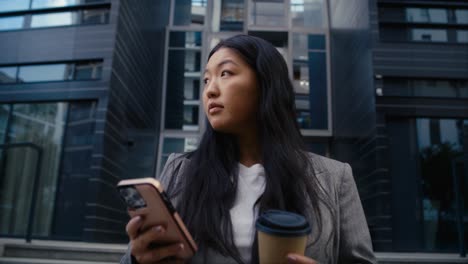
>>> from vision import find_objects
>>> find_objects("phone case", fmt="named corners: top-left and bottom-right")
top-left (117, 178), bottom-right (197, 259)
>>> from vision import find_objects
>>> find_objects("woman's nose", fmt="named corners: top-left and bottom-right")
top-left (205, 81), bottom-right (220, 98)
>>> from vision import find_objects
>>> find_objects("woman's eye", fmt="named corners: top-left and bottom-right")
top-left (203, 78), bottom-right (209, 84)
top-left (221, 70), bottom-right (231, 77)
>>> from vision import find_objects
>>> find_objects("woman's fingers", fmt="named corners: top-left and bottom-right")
top-left (286, 253), bottom-right (317, 264)
top-left (126, 216), bottom-right (142, 240)
top-left (134, 242), bottom-right (184, 264)
top-left (131, 225), bottom-right (165, 256)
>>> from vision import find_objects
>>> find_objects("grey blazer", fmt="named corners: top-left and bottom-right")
top-left (120, 153), bottom-right (376, 264)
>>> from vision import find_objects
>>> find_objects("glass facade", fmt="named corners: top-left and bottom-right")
top-left (379, 6), bottom-right (468, 44)
top-left (165, 31), bottom-right (202, 131)
top-left (0, 103), bottom-right (67, 237)
top-left (249, 0), bottom-right (286, 27)
top-left (212, 0), bottom-right (244, 32)
top-left (411, 28), bottom-right (447, 42)
top-left (387, 118), bottom-right (468, 252)
top-left (293, 34), bottom-right (328, 130)
top-left (382, 78), bottom-right (468, 98)
top-left (291, 0), bottom-right (326, 28)
top-left (0, 8), bottom-right (110, 31)
top-left (0, 0), bottom-right (107, 12)
top-left (0, 61), bottom-right (103, 84)
top-left (0, 16), bottom-right (24, 31)
top-left (173, 0), bottom-right (206, 26)
top-left (0, 101), bottom-right (96, 239)
top-left (406, 8), bottom-right (448, 23)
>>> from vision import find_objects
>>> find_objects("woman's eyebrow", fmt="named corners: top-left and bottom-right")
top-left (204, 59), bottom-right (239, 74)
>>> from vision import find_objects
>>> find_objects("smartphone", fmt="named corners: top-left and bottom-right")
top-left (117, 177), bottom-right (197, 259)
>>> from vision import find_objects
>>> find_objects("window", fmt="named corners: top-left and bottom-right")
top-left (0, 60), bottom-right (103, 84)
top-left (173, 0), bottom-right (206, 26)
top-left (0, 102), bottom-right (68, 237)
top-left (212, 0), bottom-right (244, 32)
top-left (249, 0), bottom-right (286, 27)
top-left (0, 16), bottom-right (24, 31)
top-left (31, 0), bottom-right (104, 9)
top-left (382, 78), bottom-right (468, 99)
top-left (411, 28), bottom-right (448, 42)
top-left (455, 9), bottom-right (468, 24)
top-left (0, 0), bottom-right (30, 12)
top-left (19, 64), bottom-right (72, 82)
top-left (73, 61), bottom-right (103, 80)
top-left (0, 67), bottom-right (17, 83)
top-left (81, 8), bottom-right (109, 24)
top-left (292, 34), bottom-right (328, 130)
top-left (291, 0), bottom-right (325, 28)
top-left (387, 118), bottom-right (467, 252)
top-left (169, 31), bottom-right (202, 48)
top-left (379, 5), bottom-right (468, 44)
top-left (0, 101), bottom-right (97, 240)
top-left (0, 7), bottom-right (109, 31)
top-left (165, 31), bottom-right (202, 131)
top-left (406, 8), bottom-right (448, 23)
top-left (456, 30), bottom-right (468, 43)
top-left (31, 11), bottom-right (80, 27)
top-left (0, 0), bottom-right (107, 12)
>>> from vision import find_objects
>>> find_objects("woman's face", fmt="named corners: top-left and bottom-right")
top-left (203, 48), bottom-right (259, 135)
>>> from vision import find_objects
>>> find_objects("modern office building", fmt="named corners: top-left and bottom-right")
top-left (0, 0), bottom-right (171, 243)
top-left (370, 0), bottom-right (468, 256)
top-left (0, 0), bottom-right (466, 261)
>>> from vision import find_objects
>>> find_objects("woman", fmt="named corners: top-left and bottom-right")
top-left (121, 35), bottom-right (376, 264)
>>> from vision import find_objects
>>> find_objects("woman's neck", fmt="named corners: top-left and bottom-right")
top-left (237, 131), bottom-right (261, 167)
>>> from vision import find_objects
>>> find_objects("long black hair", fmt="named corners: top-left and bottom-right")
top-left (165, 35), bottom-right (334, 263)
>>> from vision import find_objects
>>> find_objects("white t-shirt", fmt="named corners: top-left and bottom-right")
top-left (230, 163), bottom-right (266, 262)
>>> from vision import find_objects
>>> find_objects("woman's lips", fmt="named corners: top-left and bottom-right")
top-left (208, 103), bottom-right (224, 114)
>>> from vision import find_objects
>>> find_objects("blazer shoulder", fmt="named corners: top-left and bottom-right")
top-left (307, 152), bottom-right (349, 175)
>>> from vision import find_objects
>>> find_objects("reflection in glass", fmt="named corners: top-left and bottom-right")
top-left (0, 67), bottom-right (18, 84)
top-left (0, 105), bottom-right (8, 142)
top-left (0, 0), bottom-right (29, 12)
top-left (416, 118), bottom-right (466, 251)
top-left (74, 61), bottom-right (102, 80)
top-left (249, 0), bottom-right (286, 27)
top-left (31, 11), bottom-right (79, 27)
top-left (0, 103), bottom-right (68, 237)
top-left (173, 0), bottom-right (206, 26)
top-left (0, 16), bottom-right (25, 31)
top-left (184, 78), bottom-right (200, 100)
top-left (412, 28), bottom-right (447, 42)
top-left (383, 79), bottom-right (468, 98)
top-left (81, 8), bottom-right (109, 24)
top-left (455, 9), bottom-right (468, 24)
top-left (18, 64), bottom-right (72, 82)
top-left (456, 30), bottom-right (468, 43)
top-left (170, 31), bottom-right (202, 48)
top-left (212, 0), bottom-right (244, 31)
top-left (291, 0), bottom-right (324, 28)
top-left (51, 101), bottom-right (95, 239)
top-left (32, 0), bottom-right (105, 9)
top-left (183, 105), bottom-right (199, 131)
top-left (293, 34), bottom-right (309, 60)
top-left (166, 49), bottom-right (201, 130)
top-left (293, 34), bottom-right (328, 130)
top-left (168, 50), bottom-right (201, 73)
top-left (406, 8), bottom-right (448, 23)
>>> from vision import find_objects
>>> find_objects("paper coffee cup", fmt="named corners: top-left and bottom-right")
top-left (256, 210), bottom-right (311, 264)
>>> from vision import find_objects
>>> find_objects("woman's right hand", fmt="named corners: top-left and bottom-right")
top-left (126, 216), bottom-right (185, 264)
